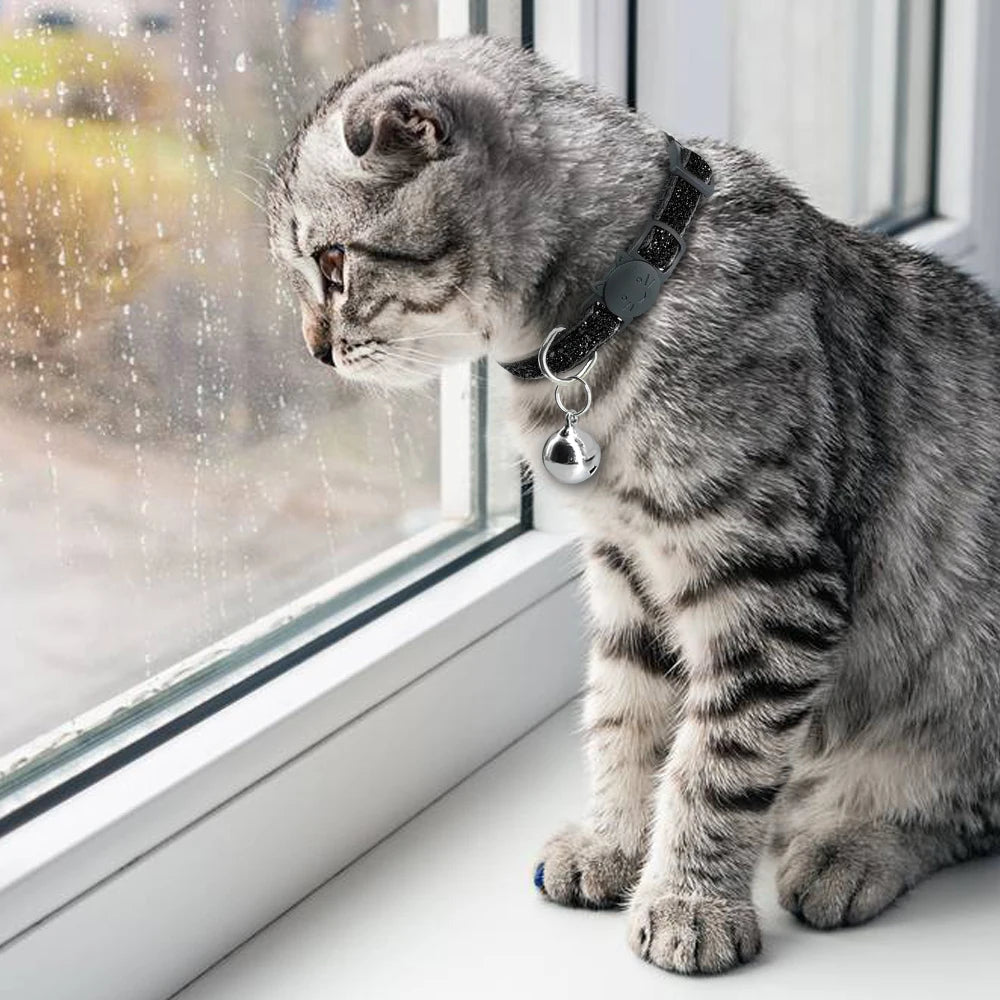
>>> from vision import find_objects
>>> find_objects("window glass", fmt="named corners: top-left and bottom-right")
top-left (0, 1), bottom-right (522, 811)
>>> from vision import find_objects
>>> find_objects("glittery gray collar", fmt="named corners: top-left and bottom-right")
top-left (499, 135), bottom-right (714, 381)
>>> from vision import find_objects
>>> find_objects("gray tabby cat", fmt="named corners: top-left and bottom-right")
top-left (267, 36), bottom-right (1000, 974)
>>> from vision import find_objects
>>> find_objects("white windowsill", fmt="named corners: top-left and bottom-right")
top-left (174, 701), bottom-right (1000, 999)
top-left (899, 215), bottom-right (975, 266)
top-left (0, 529), bottom-right (586, 1000)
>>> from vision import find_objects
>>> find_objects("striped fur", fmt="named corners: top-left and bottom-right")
top-left (270, 37), bottom-right (1000, 975)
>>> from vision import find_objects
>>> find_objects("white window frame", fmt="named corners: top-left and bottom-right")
top-left (631, 0), bottom-right (1000, 288)
top-left (902, 0), bottom-right (1000, 286)
top-left (2, 3), bottom-right (998, 998)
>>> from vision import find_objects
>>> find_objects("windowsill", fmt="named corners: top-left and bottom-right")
top-left (175, 701), bottom-right (1000, 999)
top-left (898, 215), bottom-right (975, 265)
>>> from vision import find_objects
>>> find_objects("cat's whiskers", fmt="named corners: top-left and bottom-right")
top-left (390, 353), bottom-right (445, 373)
top-left (393, 354), bottom-right (493, 389)
top-left (369, 351), bottom-right (443, 399)
top-left (234, 186), bottom-right (267, 215)
top-left (246, 154), bottom-right (279, 182)
top-left (390, 347), bottom-right (476, 377)
top-left (235, 168), bottom-right (268, 192)
top-left (398, 348), bottom-right (486, 373)
top-left (395, 346), bottom-right (448, 362)
top-left (451, 284), bottom-right (477, 307)
top-left (391, 331), bottom-right (474, 344)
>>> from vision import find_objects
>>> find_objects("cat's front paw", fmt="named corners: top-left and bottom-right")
top-left (776, 826), bottom-right (911, 929)
top-left (627, 886), bottom-right (761, 975)
top-left (533, 824), bottom-right (640, 909)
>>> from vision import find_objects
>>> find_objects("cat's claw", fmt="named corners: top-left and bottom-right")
top-left (534, 824), bottom-right (639, 909)
top-left (533, 862), bottom-right (546, 891)
top-left (627, 887), bottom-right (761, 975)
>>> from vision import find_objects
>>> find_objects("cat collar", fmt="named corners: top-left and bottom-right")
top-left (498, 135), bottom-right (714, 484)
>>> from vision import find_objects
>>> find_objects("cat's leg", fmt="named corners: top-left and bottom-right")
top-left (626, 539), bottom-right (848, 973)
top-left (535, 540), bottom-right (685, 909)
top-left (774, 745), bottom-right (1000, 929)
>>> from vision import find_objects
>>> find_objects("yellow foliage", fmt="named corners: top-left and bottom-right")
top-left (0, 110), bottom-right (197, 354)
top-left (0, 30), bottom-right (199, 358)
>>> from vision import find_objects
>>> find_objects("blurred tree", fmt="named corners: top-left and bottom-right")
top-left (0, 29), bottom-right (197, 424)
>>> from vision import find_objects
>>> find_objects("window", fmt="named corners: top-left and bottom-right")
top-left (635, 0), bottom-right (941, 229)
top-left (0, 0), bottom-right (525, 830)
top-left (2, 4), bottom-right (998, 998)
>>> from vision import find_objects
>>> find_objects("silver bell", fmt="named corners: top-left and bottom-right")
top-left (542, 414), bottom-right (601, 485)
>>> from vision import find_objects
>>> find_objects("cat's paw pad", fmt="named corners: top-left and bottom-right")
top-left (626, 889), bottom-right (761, 974)
top-left (534, 825), bottom-right (639, 909)
top-left (776, 828), bottom-right (909, 929)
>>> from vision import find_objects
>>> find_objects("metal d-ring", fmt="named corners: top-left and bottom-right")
top-left (538, 326), bottom-right (596, 385)
top-left (554, 376), bottom-right (593, 418)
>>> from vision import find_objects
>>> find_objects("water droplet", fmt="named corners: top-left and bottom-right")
top-left (234, 52), bottom-right (247, 73)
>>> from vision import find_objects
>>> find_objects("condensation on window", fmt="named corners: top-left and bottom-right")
top-left (0, 1), bottom-right (444, 757)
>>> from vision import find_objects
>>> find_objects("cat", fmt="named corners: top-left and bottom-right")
top-left (267, 35), bottom-right (1000, 975)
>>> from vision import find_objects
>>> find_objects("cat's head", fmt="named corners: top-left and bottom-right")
top-left (268, 36), bottom-right (552, 386)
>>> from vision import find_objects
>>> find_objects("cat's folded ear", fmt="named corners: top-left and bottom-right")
top-left (341, 84), bottom-right (453, 171)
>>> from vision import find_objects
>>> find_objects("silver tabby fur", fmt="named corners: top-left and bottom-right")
top-left (268, 36), bottom-right (1000, 975)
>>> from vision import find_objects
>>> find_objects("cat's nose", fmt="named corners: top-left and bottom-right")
top-left (301, 306), bottom-right (335, 366)
top-left (311, 343), bottom-right (335, 366)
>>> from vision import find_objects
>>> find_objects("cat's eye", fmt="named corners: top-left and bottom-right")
top-left (315, 244), bottom-right (345, 292)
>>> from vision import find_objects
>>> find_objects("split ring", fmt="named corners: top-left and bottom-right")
top-left (538, 326), bottom-right (596, 385)
top-left (554, 376), bottom-right (593, 418)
